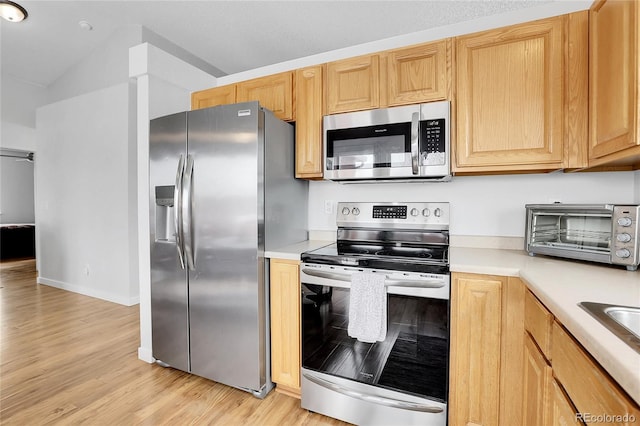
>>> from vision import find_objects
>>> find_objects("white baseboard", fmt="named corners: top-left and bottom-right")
top-left (138, 346), bottom-right (155, 364)
top-left (37, 276), bottom-right (139, 306)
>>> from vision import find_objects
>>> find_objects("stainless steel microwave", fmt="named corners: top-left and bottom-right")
top-left (323, 101), bottom-right (451, 182)
top-left (525, 204), bottom-right (640, 271)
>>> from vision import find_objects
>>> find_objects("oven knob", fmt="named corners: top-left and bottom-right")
top-left (434, 208), bottom-right (442, 217)
top-left (352, 207), bottom-right (360, 216)
top-left (422, 208), bottom-right (431, 217)
top-left (617, 217), bottom-right (633, 227)
top-left (615, 248), bottom-right (631, 258)
top-left (617, 233), bottom-right (632, 243)
top-left (410, 208), bottom-right (419, 217)
top-left (341, 207), bottom-right (350, 215)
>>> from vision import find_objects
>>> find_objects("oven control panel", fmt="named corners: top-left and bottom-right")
top-left (337, 202), bottom-right (449, 230)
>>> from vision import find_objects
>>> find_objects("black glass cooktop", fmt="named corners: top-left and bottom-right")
top-left (301, 242), bottom-right (449, 274)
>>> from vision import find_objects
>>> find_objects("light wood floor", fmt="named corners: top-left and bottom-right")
top-left (0, 259), bottom-right (349, 425)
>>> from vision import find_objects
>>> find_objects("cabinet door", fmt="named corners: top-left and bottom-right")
top-left (382, 39), bottom-right (451, 106)
top-left (455, 16), bottom-right (565, 171)
top-left (237, 72), bottom-right (294, 121)
top-left (549, 379), bottom-right (583, 426)
top-left (449, 273), bottom-right (504, 426)
top-left (326, 54), bottom-right (379, 114)
top-left (191, 85), bottom-right (236, 110)
top-left (269, 259), bottom-right (301, 397)
top-left (523, 335), bottom-right (552, 426)
top-left (589, 0), bottom-right (640, 164)
top-left (551, 321), bottom-right (640, 424)
top-left (295, 66), bottom-right (324, 178)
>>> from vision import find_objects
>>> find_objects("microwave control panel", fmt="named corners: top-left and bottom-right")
top-left (420, 119), bottom-right (446, 166)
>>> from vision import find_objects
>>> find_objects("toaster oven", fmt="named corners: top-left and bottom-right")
top-left (525, 204), bottom-right (640, 271)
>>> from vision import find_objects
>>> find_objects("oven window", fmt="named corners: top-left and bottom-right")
top-left (301, 285), bottom-right (449, 402)
top-left (326, 122), bottom-right (411, 170)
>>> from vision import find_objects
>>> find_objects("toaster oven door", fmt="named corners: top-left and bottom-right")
top-left (525, 207), bottom-right (614, 264)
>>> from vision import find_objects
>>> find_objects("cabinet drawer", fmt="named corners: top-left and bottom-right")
top-left (525, 290), bottom-right (553, 360)
top-left (551, 322), bottom-right (640, 424)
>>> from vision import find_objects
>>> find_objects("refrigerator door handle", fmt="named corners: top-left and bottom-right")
top-left (182, 154), bottom-right (196, 270)
top-left (174, 155), bottom-right (186, 269)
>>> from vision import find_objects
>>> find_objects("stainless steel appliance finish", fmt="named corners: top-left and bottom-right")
top-left (300, 202), bottom-right (450, 425)
top-left (323, 102), bottom-right (451, 182)
top-left (149, 101), bottom-right (307, 398)
top-left (579, 302), bottom-right (640, 353)
top-left (525, 204), bottom-right (640, 271)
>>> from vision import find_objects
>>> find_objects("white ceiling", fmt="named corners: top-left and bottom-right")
top-left (2, 0), bottom-right (562, 88)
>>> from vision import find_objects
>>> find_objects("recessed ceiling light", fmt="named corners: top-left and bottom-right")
top-left (0, 0), bottom-right (28, 23)
top-left (78, 20), bottom-right (93, 31)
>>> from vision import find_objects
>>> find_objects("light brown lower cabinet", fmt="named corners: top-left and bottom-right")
top-left (523, 334), bottom-right (553, 426)
top-left (449, 273), bottom-right (525, 426)
top-left (269, 258), bottom-right (301, 398)
top-left (524, 290), bottom-right (640, 426)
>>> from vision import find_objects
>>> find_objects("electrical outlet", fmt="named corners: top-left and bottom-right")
top-left (324, 200), bottom-right (335, 215)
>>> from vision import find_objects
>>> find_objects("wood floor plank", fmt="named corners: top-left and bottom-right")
top-left (0, 259), bottom-right (350, 425)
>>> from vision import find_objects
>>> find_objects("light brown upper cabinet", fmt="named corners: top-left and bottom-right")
top-left (381, 39), bottom-right (452, 107)
top-left (326, 39), bottom-right (452, 115)
top-left (326, 54), bottom-right (380, 114)
top-left (191, 85), bottom-right (236, 110)
top-left (236, 71), bottom-right (294, 121)
top-left (454, 13), bottom-right (588, 174)
top-left (588, 0), bottom-right (640, 169)
top-left (295, 66), bottom-right (324, 179)
top-left (191, 71), bottom-right (294, 122)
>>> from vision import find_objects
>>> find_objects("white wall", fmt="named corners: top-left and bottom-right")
top-left (0, 154), bottom-right (35, 224)
top-left (309, 172), bottom-right (638, 237)
top-left (36, 84), bottom-right (136, 305)
top-left (1, 74), bottom-right (46, 151)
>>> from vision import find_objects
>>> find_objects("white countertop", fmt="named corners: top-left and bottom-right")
top-left (451, 247), bottom-right (640, 405)
top-left (266, 241), bottom-right (640, 404)
top-left (265, 240), bottom-right (333, 261)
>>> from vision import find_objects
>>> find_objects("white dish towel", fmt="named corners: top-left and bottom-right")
top-left (347, 272), bottom-right (387, 343)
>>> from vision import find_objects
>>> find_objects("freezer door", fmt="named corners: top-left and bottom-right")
top-left (149, 112), bottom-right (190, 372)
top-left (186, 102), bottom-right (265, 391)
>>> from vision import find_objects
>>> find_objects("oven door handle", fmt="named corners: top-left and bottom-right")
top-left (303, 373), bottom-right (444, 413)
top-left (301, 268), bottom-right (445, 288)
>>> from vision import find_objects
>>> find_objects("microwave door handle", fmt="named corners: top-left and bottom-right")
top-left (411, 112), bottom-right (419, 175)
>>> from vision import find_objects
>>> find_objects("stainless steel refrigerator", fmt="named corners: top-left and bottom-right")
top-left (149, 101), bottom-right (308, 398)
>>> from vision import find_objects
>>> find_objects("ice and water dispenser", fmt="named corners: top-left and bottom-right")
top-left (155, 185), bottom-right (176, 242)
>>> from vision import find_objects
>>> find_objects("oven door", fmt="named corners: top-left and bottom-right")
top-left (300, 263), bottom-right (449, 426)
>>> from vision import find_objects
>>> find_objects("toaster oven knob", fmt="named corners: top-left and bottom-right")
top-left (434, 208), bottom-right (442, 217)
top-left (615, 249), bottom-right (631, 259)
top-left (422, 208), bottom-right (431, 217)
top-left (410, 208), bottom-right (419, 217)
top-left (352, 207), bottom-right (360, 216)
top-left (617, 217), bottom-right (633, 227)
top-left (341, 207), bottom-right (350, 216)
top-left (617, 233), bottom-right (632, 243)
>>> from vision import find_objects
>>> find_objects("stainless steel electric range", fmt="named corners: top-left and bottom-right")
top-left (300, 202), bottom-right (450, 426)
